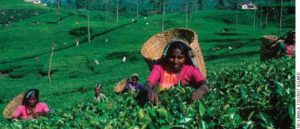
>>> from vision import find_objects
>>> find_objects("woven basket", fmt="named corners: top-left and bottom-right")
top-left (114, 78), bottom-right (128, 93)
top-left (141, 28), bottom-right (206, 77)
top-left (260, 35), bottom-right (281, 60)
top-left (3, 93), bottom-right (24, 119)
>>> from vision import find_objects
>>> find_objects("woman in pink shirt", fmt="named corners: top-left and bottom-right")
top-left (12, 89), bottom-right (49, 120)
top-left (274, 31), bottom-right (295, 58)
top-left (281, 31), bottom-right (295, 56)
top-left (144, 38), bottom-right (209, 105)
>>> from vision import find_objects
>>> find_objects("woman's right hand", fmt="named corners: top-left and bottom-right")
top-left (32, 112), bottom-right (39, 119)
top-left (147, 90), bottom-right (159, 105)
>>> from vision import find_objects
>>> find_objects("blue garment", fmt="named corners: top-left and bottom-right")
top-left (125, 82), bottom-right (143, 91)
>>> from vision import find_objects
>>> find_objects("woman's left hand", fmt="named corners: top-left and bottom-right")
top-left (32, 112), bottom-right (39, 119)
top-left (190, 89), bottom-right (204, 103)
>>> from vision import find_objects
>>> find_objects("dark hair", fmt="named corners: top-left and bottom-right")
top-left (22, 89), bottom-right (39, 106)
top-left (131, 75), bottom-right (139, 81)
top-left (165, 41), bottom-right (193, 65)
top-left (285, 32), bottom-right (295, 45)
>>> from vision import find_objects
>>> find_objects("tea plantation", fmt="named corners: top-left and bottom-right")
top-left (0, 0), bottom-right (295, 128)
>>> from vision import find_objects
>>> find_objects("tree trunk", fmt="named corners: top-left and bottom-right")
top-left (48, 43), bottom-right (55, 83)
top-left (156, 1), bottom-right (158, 15)
top-left (265, 8), bottom-right (268, 31)
top-left (105, 1), bottom-right (109, 21)
top-left (151, 3), bottom-right (154, 15)
top-left (260, 4), bottom-right (263, 28)
top-left (253, 9), bottom-right (256, 29)
top-left (236, 12), bottom-right (238, 30)
top-left (55, 0), bottom-right (60, 22)
top-left (162, 0), bottom-right (165, 32)
top-left (56, 0), bottom-right (60, 11)
top-left (88, 12), bottom-right (91, 43)
top-left (185, 0), bottom-right (188, 28)
top-left (116, 0), bottom-right (119, 22)
top-left (279, 0), bottom-right (283, 35)
top-left (136, 0), bottom-right (139, 19)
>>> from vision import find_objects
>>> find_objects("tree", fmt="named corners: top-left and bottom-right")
top-left (190, 0), bottom-right (199, 18)
top-left (253, 9), bottom-right (256, 29)
top-left (87, 12), bottom-right (91, 43)
top-left (265, 6), bottom-right (268, 31)
top-left (278, 0), bottom-right (283, 35)
top-left (150, 0), bottom-right (163, 14)
top-left (162, 0), bottom-right (165, 32)
top-left (104, 0), bottom-right (110, 21)
top-left (116, 0), bottom-right (119, 22)
top-left (55, 0), bottom-right (60, 10)
top-left (185, 0), bottom-right (189, 28)
top-left (136, 0), bottom-right (139, 19)
top-left (75, 0), bottom-right (94, 9)
top-left (48, 43), bottom-right (56, 83)
top-left (197, 0), bottom-right (204, 9)
top-left (216, 0), bottom-right (242, 10)
top-left (260, 3), bottom-right (263, 28)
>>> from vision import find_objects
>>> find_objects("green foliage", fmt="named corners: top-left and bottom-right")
top-left (1, 57), bottom-right (294, 128)
top-left (0, 0), bottom-right (295, 128)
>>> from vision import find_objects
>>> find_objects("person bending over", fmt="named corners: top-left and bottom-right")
top-left (12, 89), bottom-right (49, 120)
top-left (144, 38), bottom-right (209, 105)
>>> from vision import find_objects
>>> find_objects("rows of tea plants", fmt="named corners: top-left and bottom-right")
top-left (0, 9), bottom-right (48, 26)
top-left (0, 57), bottom-right (294, 128)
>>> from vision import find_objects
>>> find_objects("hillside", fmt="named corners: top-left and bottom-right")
top-left (0, 0), bottom-right (295, 128)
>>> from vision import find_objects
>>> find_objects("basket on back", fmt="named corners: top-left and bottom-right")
top-left (114, 78), bottom-right (128, 93)
top-left (3, 93), bottom-right (24, 119)
top-left (260, 35), bottom-right (281, 60)
top-left (141, 28), bottom-right (206, 77)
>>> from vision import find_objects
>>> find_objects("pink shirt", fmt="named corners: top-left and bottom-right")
top-left (13, 102), bottom-right (49, 120)
top-left (285, 44), bottom-right (295, 55)
top-left (147, 64), bottom-right (206, 91)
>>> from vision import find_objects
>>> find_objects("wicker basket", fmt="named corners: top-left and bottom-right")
top-left (141, 28), bottom-right (206, 77)
top-left (260, 35), bottom-right (281, 60)
top-left (114, 78), bottom-right (128, 93)
top-left (3, 93), bottom-right (24, 119)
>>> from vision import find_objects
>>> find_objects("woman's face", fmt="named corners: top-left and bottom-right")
top-left (131, 77), bottom-right (138, 84)
top-left (28, 96), bottom-right (38, 107)
top-left (168, 48), bottom-right (186, 72)
top-left (95, 87), bottom-right (101, 95)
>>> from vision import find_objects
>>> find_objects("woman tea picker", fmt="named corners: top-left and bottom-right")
top-left (143, 38), bottom-right (209, 105)
top-left (277, 31), bottom-right (295, 57)
top-left (12, 89), bottom-right (49, 120)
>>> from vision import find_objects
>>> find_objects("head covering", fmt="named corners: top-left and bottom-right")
top-left (22, 89), bottom-right (39, 106)
top-left (131, 73), bottom-right (139, 78)
top-left (131, 73), bottom-right (139, 81)
top-left (162, 38), bottom-right (197, 67)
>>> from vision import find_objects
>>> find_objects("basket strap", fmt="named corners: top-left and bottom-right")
top-left (162, 43), bottom-right (171, 57)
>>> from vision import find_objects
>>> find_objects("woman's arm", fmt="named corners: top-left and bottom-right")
top-left (33, 103), bottom-right (50, 118)
top-left (144, 81), bottom-right (160, 105)
top-left (143, 65), bottom-right (163, 105)
top-left (189, 66), bottom-right (210, 103)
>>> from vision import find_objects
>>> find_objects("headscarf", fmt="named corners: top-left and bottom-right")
top-left (162, 38), bottom-right (197, 67)
top-left (22, 89), bottom-right (39, 106)
top-left (131, 73), bottom-right (139, 81)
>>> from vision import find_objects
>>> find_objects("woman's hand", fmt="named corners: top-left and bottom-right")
top-left (190, 82), bottom-right (209, 103)
top-left (147, 90), bottom-right (160, 105)
top-left (32, 112), bottom-right (39, 119)
top-left (190, 88), bottom-right (205, 103)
